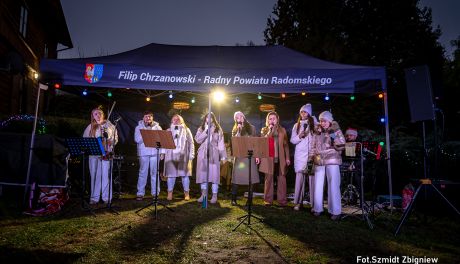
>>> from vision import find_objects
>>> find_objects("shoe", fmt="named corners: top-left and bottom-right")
top-left (210, 193), bottom-right (218, 204)
top-left (89, 200), bottom-right (98, 205)
top-left (312, 212), bottom-right (321, 217)
top-left (231, 199), bottom-right (237, 206)
top-left (264, 201), bottom-right (272, 206)
top-left (293, 204), bottom-right (300, 211)
top-left (184, 192), bottom-right (190, 201)
top-left (136, 196), bottom-right (143, 201)
top-left (197, 190), bottom-right (206, 203)
top-left (331, 214), bottom-right (341, 221)
top-left (167, 191), bottom-right (173, 201)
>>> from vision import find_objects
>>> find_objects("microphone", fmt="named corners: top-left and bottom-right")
top-left (302, 123), bottom-right (308, 138)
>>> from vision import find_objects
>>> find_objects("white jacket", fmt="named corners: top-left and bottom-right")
top-left (134, 120), bottom-right (163, 156)
top-left (290, 121), bottom-right (313, 173)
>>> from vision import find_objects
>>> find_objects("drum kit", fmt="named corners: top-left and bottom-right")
top-left (340, 142), bottom-right (375, 229)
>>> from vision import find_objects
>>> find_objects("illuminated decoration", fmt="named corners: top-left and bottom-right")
top-left (169, 90), bottom-right (173, 99)
top-left (378, 92), bottom-right (384, 99)
top-left (172, 101), bottom-right (190, 110)
top-left (380, 117), bottom-right (385, 123)
top-left (212, 90), bottom-right (225, 102)
top-left (54, 83), bottom-right (61, 89)
top-left (257, 93), bottom-right (262, 100)
top-left (281, 93), bottom-right (286, 98)
top-left (324, 93), bottom-right (330, 101)
top-left (82, 89), bottom-right (88, 96)
top-left (146, 97), bottom-right (151, 102)
top-left (107, 91), bottom-right (112, 97)
top-left (350, 95), bottom-right (355, 101)
top-left (34, 72), bottom-right (39, 80)
top-left (235, 97), bottom-right (240, 103)
top-left (259, 104), bottom-right (276, 112)
top-left (301, 92), bottom-right (306, 96)
top-left (379, 141), bottom-right (385, 146)
top-left (191, 97), bottom-right (195, 104)
top-left (0, 114), bottom-right (47, 134)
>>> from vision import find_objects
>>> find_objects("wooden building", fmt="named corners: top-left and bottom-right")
top-left (0, 0), bottom-right (72, 115)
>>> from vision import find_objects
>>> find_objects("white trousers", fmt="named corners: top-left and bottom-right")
top-left (309, 175), bottom-right (315, 207)
top-left (312, 164), bottom-right (341, 215)
top-left (293, 172), bottom-right (306, 204)
top-left (200, 183), bottom-right (218, 194)
top-left (88, 156), bottom-right (112, 203)
top-left (167, 177), bottom-right (190, 192)
top-left (294, 173), bottom-right (316, 206)
top-left (137, 156), bottom-right (160, 196)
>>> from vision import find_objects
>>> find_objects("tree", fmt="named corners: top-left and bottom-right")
top-left (442, 36), bottom-right (460, 139)
top-left (264, 0), bottom-right (445, 125)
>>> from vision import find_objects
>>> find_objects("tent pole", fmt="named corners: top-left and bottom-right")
top-left (23, 83), bottom-right (46, 207)
top-left (204, 89), bottom-right (212, 209)
top-left (383, 89), bottom-right (393, 212)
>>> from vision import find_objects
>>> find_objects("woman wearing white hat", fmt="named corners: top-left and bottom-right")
top-left (290, 104), bottom-right (317, 211)
top-left (309, 111), bottom-right (345, 220)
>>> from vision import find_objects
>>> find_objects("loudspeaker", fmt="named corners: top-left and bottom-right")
top-left (404, 65), bottom-right (435, 122)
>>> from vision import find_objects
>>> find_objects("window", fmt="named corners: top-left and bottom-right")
top-left (19, 6), bottom-right (28, 38)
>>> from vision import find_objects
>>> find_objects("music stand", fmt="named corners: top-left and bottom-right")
top-left (232, 136), bottom-right (269, 231)
top-left (135, 129), bottom-right (175, 219)
top-left (94, 133), bottom-right (121, 215)
top-left (341, 142), bottom-right (373, 229)
top-left (65, 137), bottom-right (105, 216)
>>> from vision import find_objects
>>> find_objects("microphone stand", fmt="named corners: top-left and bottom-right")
top-left (136, 142), bottom-right (174, 219)
top-left (95, 121), bottom-right (120, 215)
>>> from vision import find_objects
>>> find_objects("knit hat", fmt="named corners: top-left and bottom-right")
top-left (319, 111), bottom-right (333, 123)
top-left (233, 111), bottom-right (245, 122)
top-left (299, 104), bottom-right (312, 116)
top-left (345, 127), bottom-right (358, 137)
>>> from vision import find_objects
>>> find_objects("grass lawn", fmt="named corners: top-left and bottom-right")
top-left (1, 189), bottom-right (459, 263)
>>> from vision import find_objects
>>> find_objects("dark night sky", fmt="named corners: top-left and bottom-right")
top-left (58, 0), bottom-right (459, 59)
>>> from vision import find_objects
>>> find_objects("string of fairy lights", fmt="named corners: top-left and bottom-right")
top-left (9, 84), bottom-right (459, 164)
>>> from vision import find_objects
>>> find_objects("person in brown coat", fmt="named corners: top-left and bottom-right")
top-left (258, 111), bottom-right (291, 206)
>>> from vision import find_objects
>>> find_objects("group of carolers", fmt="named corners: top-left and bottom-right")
top-left (83, 104), bottom-right (359, 220)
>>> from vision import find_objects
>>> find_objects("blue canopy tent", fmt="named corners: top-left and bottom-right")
top-left (40, 43), bottom-right (392, 206)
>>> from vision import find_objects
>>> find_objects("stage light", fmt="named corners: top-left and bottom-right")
top-left (146, 97), bottom-right (151, 102)
top-left (379, 141), bottom-right (385, 146)
top-left (212, 90), bottom-right (225, 102)
top-left (324, 93), bottom-right (330, 101)
top-left (350, 95), bottom-right (355, 101)
top-left (257, 93), bottom-right (262, 100)
top-left (82, 89), bottom-right (88, 96)
top-left (169, 90), bottom-right (173, 99)
top-left (281, 93), bottom-right (286, 98)
top-left (54, 83), bottom-right (61, 89)
top-left (380, 117), bottom-right (385, 123)
top-left (301, 92), bottom-right (306, 96)
top-left (191, 97), bottom-right (195, 104)
top-left (235, 97), bottom-right (240, 103)
top-left (378, 92), bottom-right (384, 99)
top-left (107, 91), bottom-right (112, 97)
